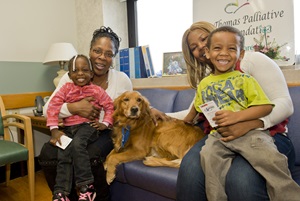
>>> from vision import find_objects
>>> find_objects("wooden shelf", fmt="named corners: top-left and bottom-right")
top-left (131, 75), bottom-right (191, 90)
top-left (131, 69), bottom-right (300, 89)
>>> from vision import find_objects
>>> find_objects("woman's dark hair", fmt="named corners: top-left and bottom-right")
top-left (90, 26), bottom-right (121, 55)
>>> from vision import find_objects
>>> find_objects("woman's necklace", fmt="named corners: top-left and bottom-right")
top-left (93, 72), bottom-right (109, 89)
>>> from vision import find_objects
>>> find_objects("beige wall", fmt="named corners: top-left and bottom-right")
top-left (0, 0), bottom-right (128, 94)
top-left (75, 0), bottom-right (104, 56)
top-left (0, 0), bottom-right (77, 62)
top-left (75, 0), bottom-right (128, 55)
top-left (0, 0), bottom-right (128, 62)
top-left (103, 0), bottom-right (128, 50)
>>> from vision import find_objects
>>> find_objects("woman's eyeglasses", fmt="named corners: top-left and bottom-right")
top-left (92, 49), bottom-right (114, 58)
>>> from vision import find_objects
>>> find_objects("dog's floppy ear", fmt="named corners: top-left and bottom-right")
top-left (113, 96), bottom-right (120, 111)
top-left (139, 94), bottom-right (158, 125)
top-left (113, 91), bottom-right (128, 120)
top-left (140, 95), bottom-right (152, 116)
top-left (114, 91), bottom-right (126, 111)
top-left (142, 96), bottom-right (150, 108)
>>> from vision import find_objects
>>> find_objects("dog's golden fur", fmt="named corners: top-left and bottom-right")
top-left (104, 91), bottom-right (205, 184)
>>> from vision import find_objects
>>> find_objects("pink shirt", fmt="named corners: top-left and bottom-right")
top-left (47, 82), bottom-right (114, 127)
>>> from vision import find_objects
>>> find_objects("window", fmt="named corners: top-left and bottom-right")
top-left (137, 0), bottom-right (193, 75)
top-left (294, 0), bottom-right (299, 57)
top-left (133, 0), bottom-right (299, 73)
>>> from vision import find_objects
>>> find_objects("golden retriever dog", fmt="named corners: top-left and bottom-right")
top-left (104, 91), bottom-right (205, 184)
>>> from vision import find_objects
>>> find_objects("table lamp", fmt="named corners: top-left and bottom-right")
top-left (43, 43), bottom-right (77, 87)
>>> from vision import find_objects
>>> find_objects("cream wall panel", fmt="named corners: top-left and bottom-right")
top-left (75, 0), bottom-right (104, 55)
top-left (75, 0), bottom-right (128, 55)
top-left (103, 0), bottom-right (128, 49)
top-left (0, 0), bottom-right (77, 62)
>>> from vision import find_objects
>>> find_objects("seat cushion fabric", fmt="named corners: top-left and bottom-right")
top-left (115, 160), bottom-right (178, 199)
top-left (110, 181), bottom-right (174, 201)
top-left (292, 166), bottom-right (300, 185)
top-left (137, 89), bottom-right (178, 113)
top-left (0, 140), bottom-right (28, 165)
top-left (287, 86), bottom-right (300, 165)
top-left (173, 89), bottom-right (195, 112)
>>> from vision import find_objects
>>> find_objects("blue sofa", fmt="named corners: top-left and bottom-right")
top-left (110, 86), bottom-right (300, 201)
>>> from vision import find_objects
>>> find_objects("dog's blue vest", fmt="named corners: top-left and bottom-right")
top-left (121, 126), bottom-right (130, 147)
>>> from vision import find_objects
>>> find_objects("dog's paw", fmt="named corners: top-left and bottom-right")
top-left (103, 162), bottom-right (107, 170)
top-left (114, 145), bottom-right (121, 152)
top-left (106, 171), bottom-right (116, 185)
top-left (143, 156), bottom-right (155, 166)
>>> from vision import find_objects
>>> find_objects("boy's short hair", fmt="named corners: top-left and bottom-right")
top-left (206, 26), bottom-right (245, 50)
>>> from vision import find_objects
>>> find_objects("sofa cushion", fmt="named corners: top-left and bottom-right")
top-left (173, 89), bottom-right (195, 112)
top-left (110, 181), bottom-right (174, 201)
top-left (137, 88), bottom-right (195, 114)
top-left (115, 161), bottom-right (178, 199)
top-left (292, 166), bottom-right (300, 185)
top-left (137, 89), bottom-right (178, 113)
top-left (287, 86), bottom-right (300, 165)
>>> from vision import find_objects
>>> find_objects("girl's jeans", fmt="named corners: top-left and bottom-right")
top-left (54, 123), bottom-right (98, 195)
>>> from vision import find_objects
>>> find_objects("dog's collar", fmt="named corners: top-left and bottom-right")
top-left (121, 126), bottom-right (131, 147)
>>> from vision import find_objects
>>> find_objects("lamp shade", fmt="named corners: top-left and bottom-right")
top-left (44, 42), bottom-right (77, 87)
top-left (43, 42), bottom-right (77, 65)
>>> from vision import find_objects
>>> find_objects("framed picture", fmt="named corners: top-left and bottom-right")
top-left (162, 51), bottom-right (187, 76)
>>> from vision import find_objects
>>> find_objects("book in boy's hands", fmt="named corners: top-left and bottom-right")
top-left (56, 135), bottom-right (72, 150)
top-left (199, 101), bottom-right (220, 128)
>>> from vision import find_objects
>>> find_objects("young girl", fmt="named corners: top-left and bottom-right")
top-left (41, 26), bottom-right (132, 201)
top-left (47, 54), bottom-right (114, 201)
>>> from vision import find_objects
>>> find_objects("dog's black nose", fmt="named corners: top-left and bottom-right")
top-left (131, 107), bottom-right (138, 114)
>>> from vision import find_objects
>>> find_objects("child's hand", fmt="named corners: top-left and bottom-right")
top-left (90, 121), bottom-right (108, 131)
top-left (50, 129), bottom-right (65, 146)
top-left (183, 116), bottom-right (194, 125)
top-left (183, 112), bottom-right (197, 125)
top-left (213, 110), bottom-right (238, 127)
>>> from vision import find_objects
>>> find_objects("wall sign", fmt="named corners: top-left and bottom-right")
top-left (193, 0), bottom-right (295, 66)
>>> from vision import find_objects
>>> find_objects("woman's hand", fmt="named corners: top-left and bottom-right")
top-left (150, 108), bottom-right (172, 126)
top-left (90, 121), bottom-right (108, 131)
top-left (217, 119), bottom-right (264, 142)
top-left (67, 97), bottom-right (100, 120)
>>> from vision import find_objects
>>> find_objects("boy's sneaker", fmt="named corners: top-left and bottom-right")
top-left (78, 184), bottom-right (96, 201)
top-left (52, 192), bottom-right (70, 201)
